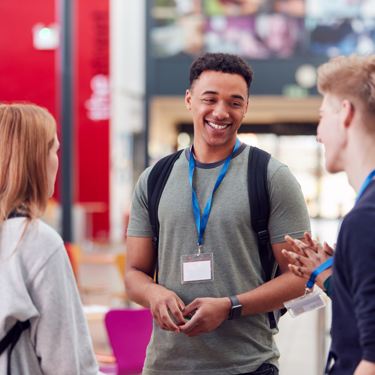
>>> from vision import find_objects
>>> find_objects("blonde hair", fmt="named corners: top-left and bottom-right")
top-left (0, 104), bottom-right (56, 230)
top-left (317, 54), bottom-right (375, 123)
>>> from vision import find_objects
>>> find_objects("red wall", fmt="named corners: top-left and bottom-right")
top-left (0, 0), bottom-right (59, 197)
top-left (0, 0), bottom-right (110, 239)
top-left (76, 0), bottom-right (110, 239)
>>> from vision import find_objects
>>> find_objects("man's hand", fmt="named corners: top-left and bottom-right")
top-left (281, 232), bottom-right (335, 290)
top-left (354, 360), bottom-right (375, 375)
top-left (149, 288), bottom-right (187, 334)
top-left (124, 237), bottom-right (187, 334)
top-left (179, 297), bottom-right (231, 337)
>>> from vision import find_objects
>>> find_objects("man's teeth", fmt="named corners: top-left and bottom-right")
top-left (208, 122), bottom-right (229, 130)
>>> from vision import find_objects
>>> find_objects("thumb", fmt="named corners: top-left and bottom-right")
top-left (183, 299), bottom-right (200, 316)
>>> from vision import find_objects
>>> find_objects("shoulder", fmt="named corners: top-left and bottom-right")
top-left (338, 204), bottom-right (375, 257)
top-left (0, 219), bottom-right (65, 286)
top-left (342, 181), bottom-right (375, 228)
top-left (132, 150), bottom-right (187, 202)
top-left (1, 218), bottom-right (63, 249)
top-left (341, 206), bottom-right (375, 233)
top-left (26, 219), bottom-right (64, 248)
top-left (144, 150), bottom-right (187, 184)
top-left (267, 156), bottom-right (289, 180)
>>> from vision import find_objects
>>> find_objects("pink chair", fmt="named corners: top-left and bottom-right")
top-left (101, 308), bottom-right (153, 375)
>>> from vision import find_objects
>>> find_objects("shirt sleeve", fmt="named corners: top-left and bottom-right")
top-left (323, 276), bottom-right (332, 298)
top-left (126, 167), bottom-right (154, 238)
top-left (267, 163), bottom-right (311, 244)
top-left (28, 244), bottom-right (100, 375)
top-left (341, 210), bottom-right (375, 363)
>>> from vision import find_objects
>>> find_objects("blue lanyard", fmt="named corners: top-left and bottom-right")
top-left (356, 169), bottom-right (375, 203)
top-left (306, 257), bottom-right (334, 289)
top-left (189, 138), bottom-right (240, 247)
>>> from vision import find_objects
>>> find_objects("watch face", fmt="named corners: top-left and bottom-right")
top-left (231, 305), bottom-right (242, 320)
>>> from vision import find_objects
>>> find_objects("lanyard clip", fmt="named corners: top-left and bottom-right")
top-left (197, 243), bottom-right (201, 256)
top-left (303, 287), bottom-right (312, 298)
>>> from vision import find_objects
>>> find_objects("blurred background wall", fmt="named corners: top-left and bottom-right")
top-left (2, 0), bottom-right (370, 244)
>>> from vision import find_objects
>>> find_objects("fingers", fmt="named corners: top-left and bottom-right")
top-left (180, 301), bottom-right (202, 335)
top-left (285, 235), bottom-right (307, 256)
top-left (170, 304), bottom-right (187, 326)
top-left (304, 232), bottom-right (316, 250)
top-left (179, 315), bottom-right (200, 335)
top-left (288, 264), bottom-right (304, 278)
top-left (288, 264), bottom-right (310, 279)
top-left (150, 291), bottom-right (186, 333)
top-left (305, 232), bottom-right (325, 253)
top-left (180, 297), bottom-right (227, 337)
top-left (324, 241), bottom-right (335, 256)
top-left (282, 249), bottom-right (303, 266)
top-left (183, 300), bottom-right (199, 316)
top-left (153, 307), bottom-right (181, 333)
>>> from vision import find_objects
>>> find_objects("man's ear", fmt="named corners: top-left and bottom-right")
top-left (185, 89), bottom-right (192, 110)
top-left (341, 99), bottom-right (355, 128)
top-left (245, 99), bottom-right (249, 115)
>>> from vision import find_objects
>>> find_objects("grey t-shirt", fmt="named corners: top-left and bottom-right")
top-left (127, 145), bottom-right (311, 375)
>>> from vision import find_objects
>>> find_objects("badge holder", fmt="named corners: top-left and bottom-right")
top-left (284, 257), bottom-right (333, 318)
top-left (181, 245), bottom-right (214, 284)
top-left (284, 289), bottom-right (326, 318)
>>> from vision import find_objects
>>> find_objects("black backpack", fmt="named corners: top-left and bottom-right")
top-left (147, 146), bottom-right (286, 329)
top-left (0, 320), bottom-right (30, 375)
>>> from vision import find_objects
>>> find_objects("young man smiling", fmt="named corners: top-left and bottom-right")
top-left (125, 53), bottom-right (311, 375)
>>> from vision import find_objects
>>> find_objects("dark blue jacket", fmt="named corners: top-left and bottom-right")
top-left (329, 180), bottom-right (375, 374)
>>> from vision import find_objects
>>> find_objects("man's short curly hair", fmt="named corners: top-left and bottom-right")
top-left (189, 53), bottom-right (253, 97)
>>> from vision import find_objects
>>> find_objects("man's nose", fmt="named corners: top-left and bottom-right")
top-left (212, 102), bottom-right (229, 119)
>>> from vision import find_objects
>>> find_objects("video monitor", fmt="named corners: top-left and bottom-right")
top-left (205, 14), bottom-right (305, 58)
top-left (150, 0), bottom-right (375, 59)
top-left (306, 0), bottom-right (375, 19)
top-left (307, 18), bottom-right (375, 57)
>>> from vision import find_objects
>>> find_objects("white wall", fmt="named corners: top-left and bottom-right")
top-left (110, 0), bottom-right (146, 242)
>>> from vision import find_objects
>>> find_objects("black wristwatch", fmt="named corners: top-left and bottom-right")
top-left (228, 295), bottom-right (242, 320)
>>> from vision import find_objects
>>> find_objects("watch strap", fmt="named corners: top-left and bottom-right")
top-left (228, 295), bottom-right (242, 320)
top-left (228, 295), bottom-right (240, 307)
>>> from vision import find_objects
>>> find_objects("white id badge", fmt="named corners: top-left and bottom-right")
top-left (284, 290), bottom-right (326, 318)
top-left (181, 253), bottom-right (214, 284)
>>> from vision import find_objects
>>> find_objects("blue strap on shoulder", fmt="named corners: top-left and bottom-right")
top-left (356, 169), bottom-right (375, 203)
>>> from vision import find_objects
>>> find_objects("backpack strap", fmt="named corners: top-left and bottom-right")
top-left (0, 320), bottom-right (30, 375)
top-left (248, 146), bottom-right (279, 329)
top-left (147, 149), bottom-right (184, 283)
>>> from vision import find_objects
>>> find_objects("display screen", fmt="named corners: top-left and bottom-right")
top-left (151, 0), bottom-right (375, 59)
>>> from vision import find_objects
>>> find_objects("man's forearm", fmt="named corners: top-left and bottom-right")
top-left (237, 271), bottom-right (306, 315)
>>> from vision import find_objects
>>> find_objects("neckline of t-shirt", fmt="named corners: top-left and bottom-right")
top-left (184, 143), bottom-right (247, 169)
